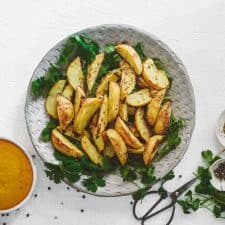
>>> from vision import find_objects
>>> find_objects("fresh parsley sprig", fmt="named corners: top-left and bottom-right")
top-left (40, 119), bottom-right (58, 142)
top-left (156, 114), bottom-right (186, 161)
top-left (178, 150), bottom-right (225, 219)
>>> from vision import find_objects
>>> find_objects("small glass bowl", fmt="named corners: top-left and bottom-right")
top-left (209, 158), bottom-right (225, 191)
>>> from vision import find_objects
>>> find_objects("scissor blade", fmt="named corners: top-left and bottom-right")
top-left (171, 177), bottom-right (198, 198)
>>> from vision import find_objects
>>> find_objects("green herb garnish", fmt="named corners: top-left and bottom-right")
top-left (31, 34), bottom-right (99, 97)
top-left (134, 42), bottom-right (147, 62)
top-left (82, 175), bottom-right (106, 192)
top-left (40, 119), bottom-right (58, 142)
top-left (152, 57), bottom-right (166, 70)
top-left (178, 150), bottom-right (225, 219)
top-left (156, 114), bottom-right (186, 160)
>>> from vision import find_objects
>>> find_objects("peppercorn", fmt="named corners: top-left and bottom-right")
top-left (214, 162), bottom-right (225, 180)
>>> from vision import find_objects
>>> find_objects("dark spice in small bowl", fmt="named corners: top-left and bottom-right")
top-left (214, 162), bottom-right (225, 180)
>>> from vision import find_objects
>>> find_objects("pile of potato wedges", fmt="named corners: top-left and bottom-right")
top-left (45, 43), bottom-right (172, 168)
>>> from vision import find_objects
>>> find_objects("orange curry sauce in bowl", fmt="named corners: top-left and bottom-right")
top-left (0, 139), bottom-right (36, 212)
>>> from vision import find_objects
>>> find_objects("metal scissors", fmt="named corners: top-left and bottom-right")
top-left (133, 177), bottom-right (198, 225)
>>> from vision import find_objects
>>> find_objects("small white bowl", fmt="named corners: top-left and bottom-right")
top-left (209, 158), bottom-right (225, 191)
top-left (0, 138), bottom-right (37, 214)
top-left (216, 110), bottom-right (225, 146)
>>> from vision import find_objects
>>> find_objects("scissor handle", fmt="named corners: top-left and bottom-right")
top-left (133, 190), bottom-right (176, 224)
top-left (141, 204), bottom-right (176, 225)
top-left (133, 191), bottom-right (167, 220)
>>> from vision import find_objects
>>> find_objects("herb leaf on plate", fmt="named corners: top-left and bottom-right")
top-left (134, 42), bottom-right (147, 62)
top-left (156, 114), bottom-right (186, 160)
top-left (40, 119), bottom-right (58, 142)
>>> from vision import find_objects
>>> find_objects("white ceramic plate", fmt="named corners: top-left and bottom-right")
top-left (25, 24), bottom-right (195, 196)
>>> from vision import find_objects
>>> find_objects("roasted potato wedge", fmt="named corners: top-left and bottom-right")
top-left (106, 129), bottom-right (128, 165)
top-left (96, 69), bottom-right (120, 95)
top-left (142, 59), bottom-right (169, 90)
top-left (91, 127), bottom-right (105, 153)
top-left (51, 129), bottom-right (83, 158)
top-left (66, 57), bottom-right (84, 90)
top-left (146, 89), bottom-right (166, 126)
top-left (81, 135), bottom-right (103, 165)
top-left (143, 135), bottom-right (165, 165)
top-left (108, 82), bottom-right (120, 122)
top-left (87, 53), bottom-right (104, 91)
top-left (128, 146), bottom-right (145, 154)
top-left (56, 94), bottom-right (74, 130)
top-left (103, 143), bottom-right (115, 158)
top-left (127, 124), bottom-right (140, 138)
top-left (73, 98), bottom-right (102, 134)
top-left (154, 101), bottom-right (172, 134)
top-left (126, 89), bottom-right (151, 107)
top-left (62, 84), bottom-right (74, 101)
top-left (119, 102), bottom-right (128, 121)
top-left (116, 44), bottom-right (142, 75)
top-left (96, 94), bottom-right (108, 136)
top-left (90, 113), bottom-right (105, 152)
top-left (45, 80), bottom-right (66, 119)
top-left (135, 108), bottom-right (151, 142)
top-left (74, 86), bottom-right (85, 116)
top-left (136, 76), bottom-right (149, 88)
top-left (115, 117), bottom-right (143, 149)
top-left (120, 61), bottom-right (136, 100)
top-left (62, 125), bottom-right (82, 141)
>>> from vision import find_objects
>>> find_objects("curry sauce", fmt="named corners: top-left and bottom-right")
top-left (0, 139), bottom-right (33, 210)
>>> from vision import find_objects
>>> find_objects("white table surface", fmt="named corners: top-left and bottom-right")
top-left (0, 0), bottom-right (225, 224)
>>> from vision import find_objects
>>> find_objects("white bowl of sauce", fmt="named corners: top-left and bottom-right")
top-left (0, 138), bottom-right (37, 213)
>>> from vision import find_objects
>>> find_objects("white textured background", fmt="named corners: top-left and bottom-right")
top-left (0, 0), bottom-right (225, 224)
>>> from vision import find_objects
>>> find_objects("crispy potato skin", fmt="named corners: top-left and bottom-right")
top-left (116, 44), bottom-right (142, 75)
top-left (96, 69), bottom-right (120, 95)
top-left (74, 87), bottom-right (85, 116)
top-left (135, 107), bottom-right (151, 142)
top-left (87, 53), bottom-right (104, 91)
top-left (90, 113), bottom-right (105, 152)
top-left (73, 98), bottom-right (102, 134)
top-left (108, 82), bottom-right (120, 122)
top-left (62, 125), bottom-right (81, 141)
top-left (51, 129), bottom-right (83, 158)
top-left (120, 61), bottom-right (136, 100)
top-left (136, 76), bottom-right (150, 88)
top-left (66, 57), bottom-right (84, 90)
top-left (115, 117), bottom-right (143, 149)
top-left (143, 135), bottom-right (165, 165)
top-left (127, 89), bottom-right (151, 107)
top-left (154, 101), bottom-right (172, 134)
top-left (62, 84), bottom-right (74, 101)
top-left (96, 94), bottom-right (108, 136)
top-left (45, 80), bottom-right (66, 119)
top-left (142, 59), bottom-right (169, 90)
top-left (127, 146), bottom-right (145, 154)
top-left (106, 129), bottom-right (128, 165)
top-left (119, 102), bottom-right (128, 121)
top-left (56, 94), bottom-right (74, 130)
top-left (81, 135), bottom-right (103, 165)
top-left (127, 124), bottom-right (140, 138)
top-left (91, 128), bottom-right (105, 153)
top-left (146, 89), bottom-right (166, 126)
